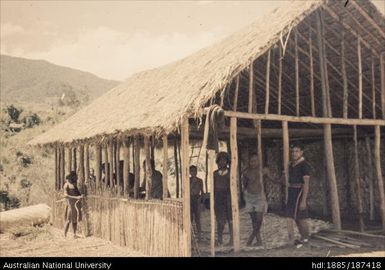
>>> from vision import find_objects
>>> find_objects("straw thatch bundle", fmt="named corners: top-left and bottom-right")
top-left (28, 0), bottom-right (324, 146)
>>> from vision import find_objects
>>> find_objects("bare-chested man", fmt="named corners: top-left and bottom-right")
top-left (242, 152), bottom-right (268, 247)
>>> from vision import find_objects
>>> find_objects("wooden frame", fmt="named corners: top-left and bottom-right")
top-left (181, 117), bottom-right (191, 257)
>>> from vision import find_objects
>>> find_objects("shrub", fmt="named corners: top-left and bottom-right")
top-left (22, 113), bottom-right (41, 128)
top-left (6, 105), bottom-right (23, 123)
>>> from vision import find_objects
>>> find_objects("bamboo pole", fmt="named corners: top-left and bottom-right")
top-left (116, 141), bottom-right (121, 195)
top-left (282, 121), bottom-right (289, 202)
top-left (348, 0), bottom-right (385, 39)
top-left (358, 38), bottom-right (363, 119)
top-left (174, 138), bottom-right (180, 198)
top-left (233, 75), bottom-right (239, 111)
top-left (248, 62), bottom-right (254, 114)
top-left (181, 117), bottom-right (191, 257)
top-left (208, 150), bottom-right (215, 257)
top-left (324, 124), bottom-right (342, 230)
top-left (205, 152), bottom-right (208, 193)
top-left (374, 126), bottom-right (385, 233)
top-left (95, 144), bottom-right (101, 192)
top-left (72, 147), bottom-right (77, 172)
top-left (353, 126), bottom-right (364, 231)
top-left (79, 145), bottom-right (85, 193)
top-left (219, 111), bottom-right (385, 126)
top-left (108, 143), bottom-right (114, 189)
top-left (341, 27), bottom-right (348, 119)
top-left (144, 136), bottom-right (152, 200)
top-left (123, 139), bottom-right (130, 197)
top-left (133, 135), bottom-right (140, 199)
top-left (365, 136), bottom-right (375, 221)
top-left (278, 46), bottom-right (282, 115)
top-left (295, 30), bottom-right (300, 116)
top-left (60, 146), bottom-right (65, 190)
top-left (316, 9), bottom-right (332, 118)
top-left (309, 28), bottom-right (315, 117)
top-left (371, 55), bottom-right (376, 119)
top-left (282, 120), bottom-right (293, 239)
top-left (55, 146), bottom-right (58, 190)
top-left (85, 144), bottom-right (90, 189)
top-left (323, 6), bottom-right (380, 57)
top-left (104, 145), bottom-right (109, 190)
top-left (162, 135), bottom-right (169, 199)
top-left (381, 53), bottom-right (385, 119)
top-left (230, 117), bottom-right (240, 253)
top-left (67, 146), bottom-right (72, 174)
top-left (265, 50), bottom-right (271, 115)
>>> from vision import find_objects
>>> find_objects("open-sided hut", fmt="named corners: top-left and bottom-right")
top-left (29, 0), bottom-right (385, 256)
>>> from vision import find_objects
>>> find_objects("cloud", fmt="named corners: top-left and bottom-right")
top-left (7, 26), bottom-right (227, 80)
top-left (0, 23), bottom-right (25, 38)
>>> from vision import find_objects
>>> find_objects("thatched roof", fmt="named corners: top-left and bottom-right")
top-left (29, 0), bottom-right (385, 146)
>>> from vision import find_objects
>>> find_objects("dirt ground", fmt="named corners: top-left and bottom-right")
top-left (0, 225), bottom-right (383, 257)
top-left (0, 226), bottom-right (146, 257)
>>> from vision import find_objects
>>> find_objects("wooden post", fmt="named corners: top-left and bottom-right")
top-left (174, 137), bottom-right (180, 198)
top-left (95, 144), bottom-right (101, 192)
top-left (133, 135), bottom-right (140, 199)
top-left (380, 53), bottom-right (385, 119)
top-left (104, 145), bottom-right (110, 189)
top-left (371, 55), bottom-right (376, 119)
top-left (144, 136), bottom-right (152, 200)
top-left (72, 147), bottom-right (77, 172)
top-left (316, 9), bottom-right (332, 118)
top-left (309, 28), bottom-right (315, 117)
top-left (79, 145), bottom-right (85, 192)
top-left (248, 62), bottom-right (254, 114)
top-left (265, 50), bottom-right (271, 115)
top-left (341, 27), bottom-right (348, 119)
top-left (374, 126), bottom-right (385, 233)
top-left (123, 139), bottom-right (130, 197)
top-left (55, 146), bottom-right (58, 190)
top-left (229, 117), bottom-right (240, 253)
top-left (162, 135), bottom-right (169, 199)
top-left (353, 126), bottom-right (364, 231)
top-left (278, 46), bottom-right (283, 115)
top-left (108, 142), bottom-right (114, 189)
top-left (317, 9), bottom-right (341, 230)
top-left (324, 124), bottom-right (342, 230)
top-left (181, 117), bottom-right (191, 257)
top-left (115, 140), bottom-right (119, 196)
top-left (208, 150), bottom-right (216, 256)
top-left (60, 146), bottom-right (65, 189)
top-left (282, 120), bottom-right (293, 239)
top-left (365, 136), bottom-right (375, 221)
top-left (282, 121), bottom-right (289, 202)
top-left (67, 146), bottom-right (72, 174)
top-left (358, 38), bottom-right (363, 119)
top-left (233, 75), bottom-right (240, 111)
top-left (85, 144), bottom-right (90, 188)
top-left (295, 30), bottom-right (300, 116)
top-left (205, 152), bottom-right (209, 193)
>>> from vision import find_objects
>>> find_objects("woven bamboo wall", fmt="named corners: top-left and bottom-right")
top-left (52, 196), bottom-right (184, 257)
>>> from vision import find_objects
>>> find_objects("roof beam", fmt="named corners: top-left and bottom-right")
top-left (347, 0), bottom-right (385, 40)
top-left (323, 5), bottom-right (380, 57)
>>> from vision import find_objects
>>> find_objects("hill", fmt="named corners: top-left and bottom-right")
top-left (0, 55), bottom-right (119, 105)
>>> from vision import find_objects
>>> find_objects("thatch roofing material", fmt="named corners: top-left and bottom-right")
top-left (29, 0), bottom-right (329, 146)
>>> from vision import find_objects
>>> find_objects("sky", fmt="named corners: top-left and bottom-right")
top-left (1, 0), bottom-right (384, 81)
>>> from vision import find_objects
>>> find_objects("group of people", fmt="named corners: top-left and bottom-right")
top-left (189, 142), bottom-right (311, 248)
top-left (63, 142), bottom-right (311, 248)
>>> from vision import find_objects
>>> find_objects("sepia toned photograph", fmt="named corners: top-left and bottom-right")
top-left (0, 0), bottom-right (384, 261)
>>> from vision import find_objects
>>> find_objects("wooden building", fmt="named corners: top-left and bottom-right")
top-left (29, 0), bottom-right (385, 256)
